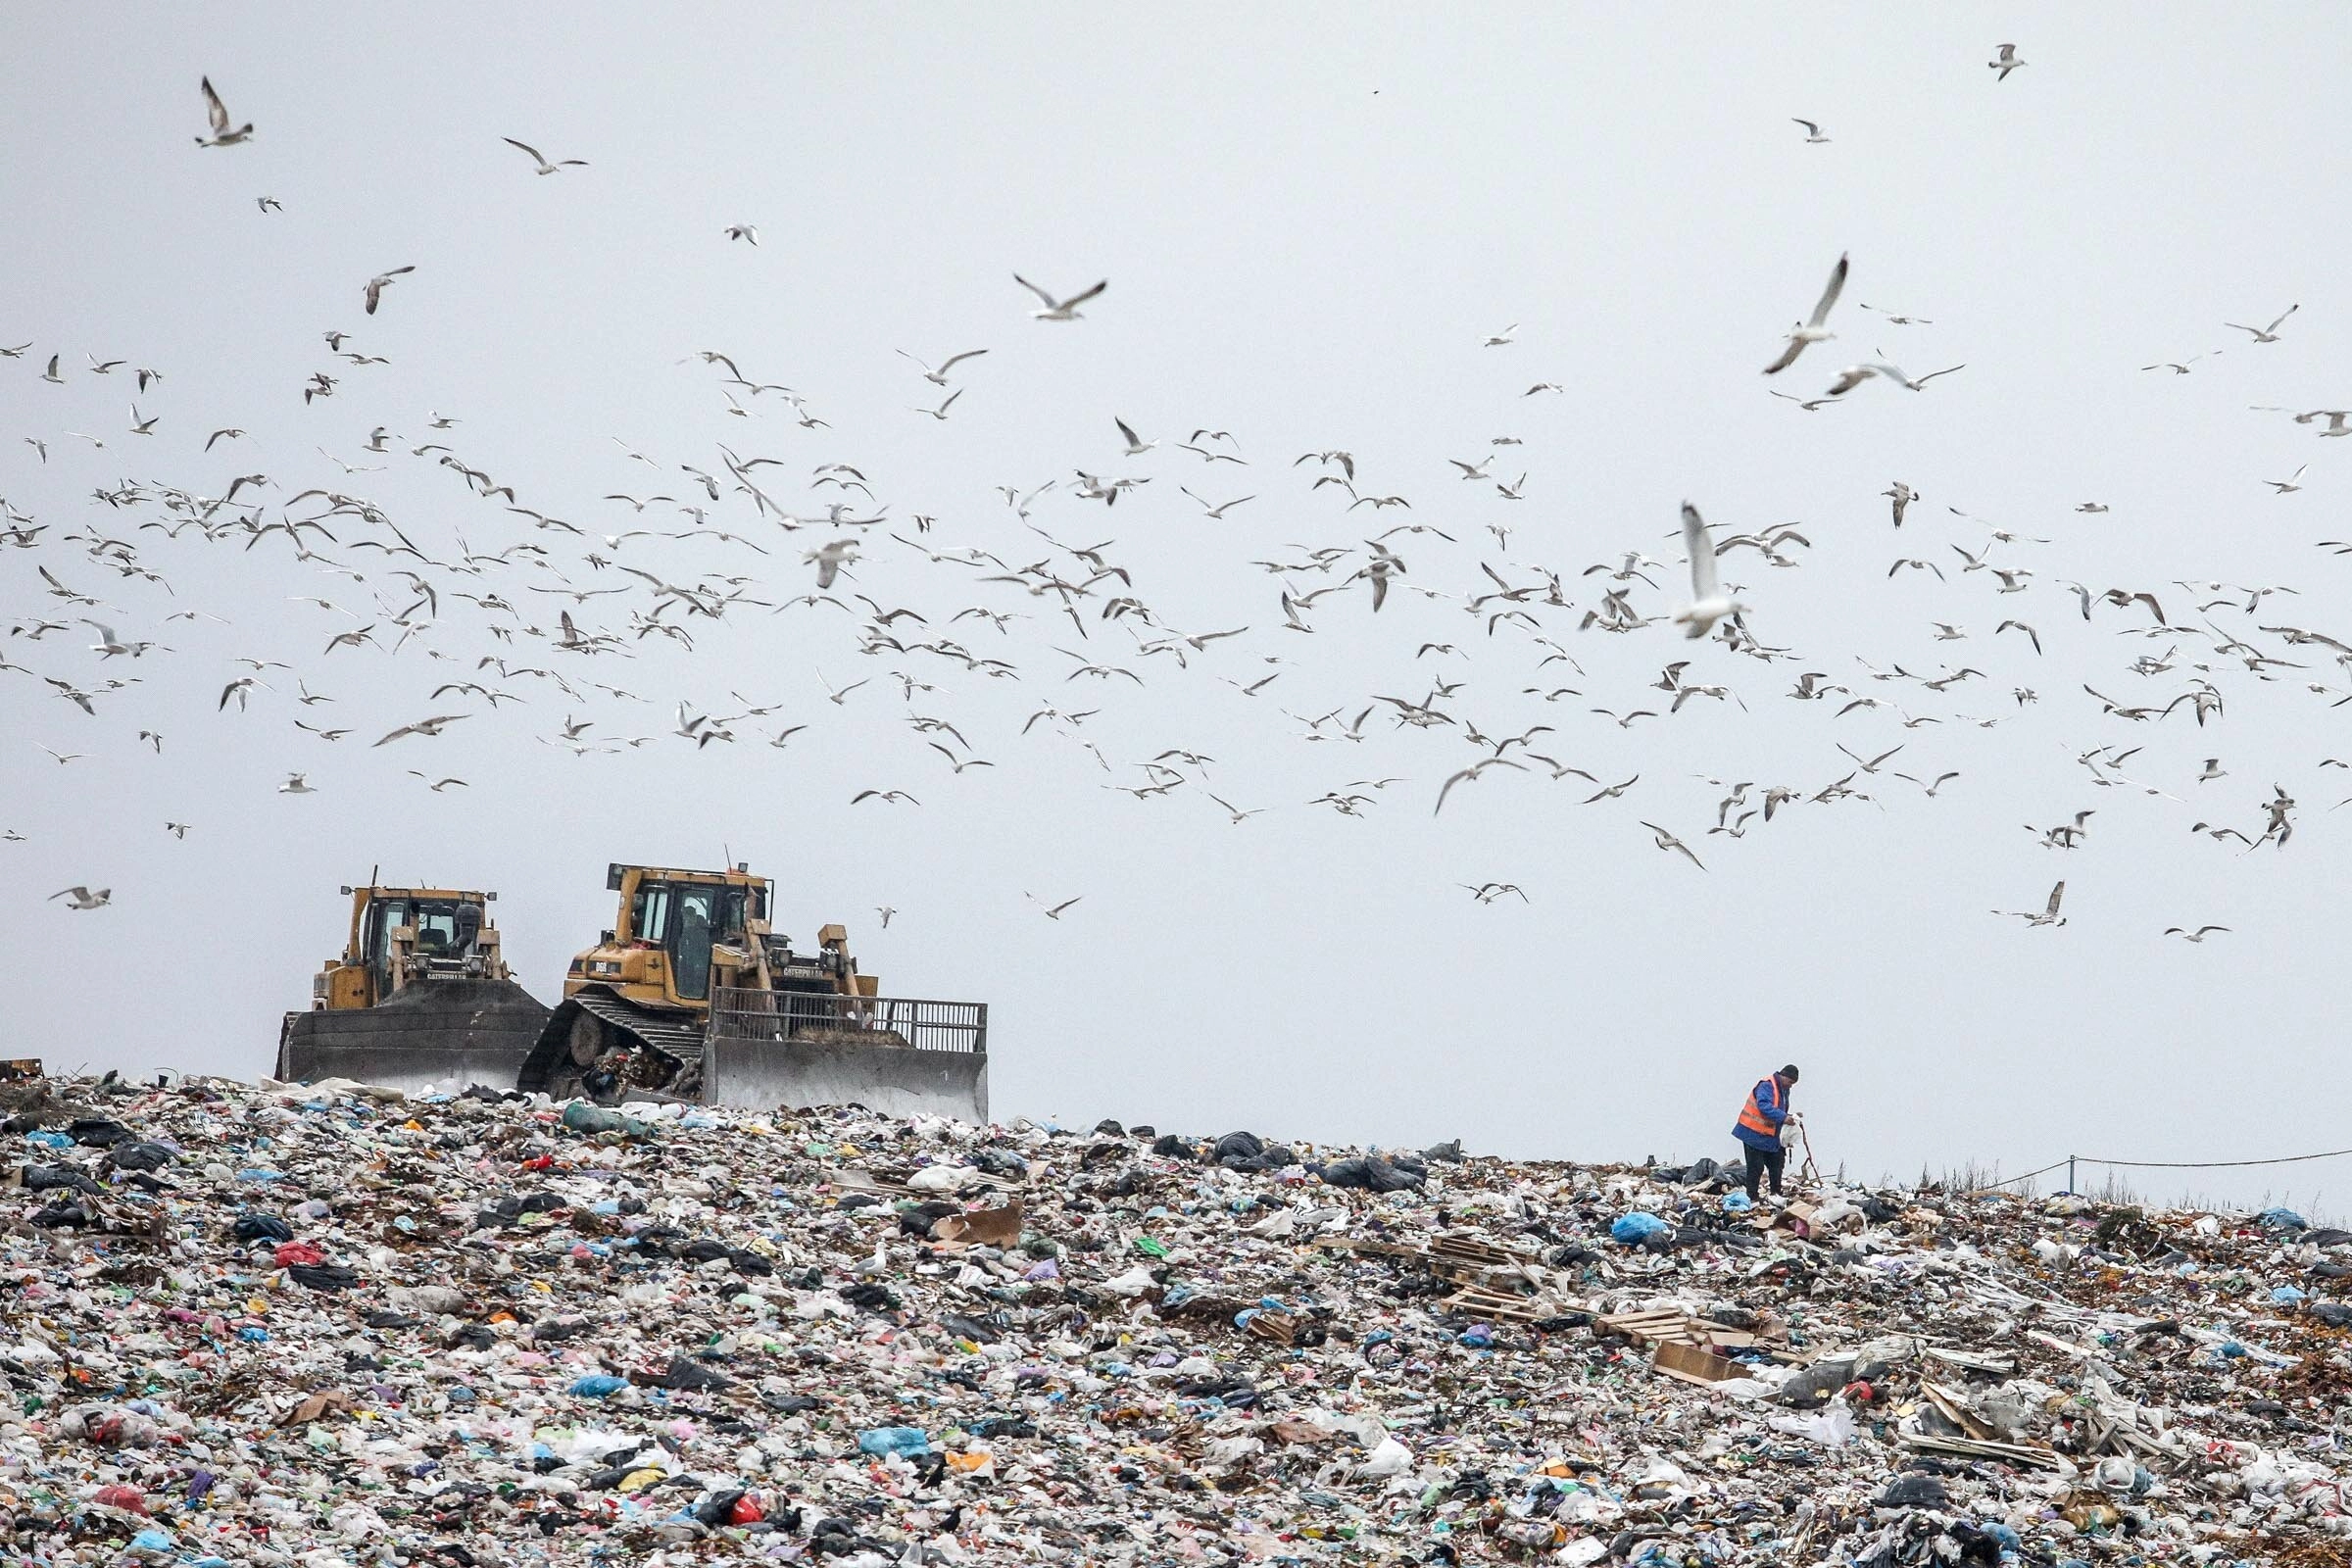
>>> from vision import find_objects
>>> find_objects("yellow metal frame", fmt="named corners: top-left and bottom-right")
top-left (313, 885), bottom-right (504, 1011)
top-left (562, 864), bottom-right (872, 1013)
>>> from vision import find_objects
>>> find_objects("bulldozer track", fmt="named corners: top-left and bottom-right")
top-left (572, 992), bottom-right (707, 1069)
top-left (516, 988), bottom-right (707, 1099)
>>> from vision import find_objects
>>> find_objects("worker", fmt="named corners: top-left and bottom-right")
top-left (1733, 1063), bottom-right (1800, 1201)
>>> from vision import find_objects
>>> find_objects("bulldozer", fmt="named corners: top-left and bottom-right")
top-left (514, 861), bottom-right (989, 1119)
top-left (275, 879), bottom-right (551, 1094)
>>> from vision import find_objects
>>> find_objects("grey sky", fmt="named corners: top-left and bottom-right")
top-left (5, 8), bottom-right (2349, 1213)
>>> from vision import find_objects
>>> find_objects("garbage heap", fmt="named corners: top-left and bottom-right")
top-left (4, 1074), bottom-right (2349, 1568)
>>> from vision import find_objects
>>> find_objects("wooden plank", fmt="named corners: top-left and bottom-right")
top-left (1898, 1431), bottom-right (2065, 1469)
top-left (1920, 1380), bottom-right (1998, 1442)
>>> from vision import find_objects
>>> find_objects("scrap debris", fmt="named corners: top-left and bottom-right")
top-left (2, 1072), bottom-right (2348, 1566)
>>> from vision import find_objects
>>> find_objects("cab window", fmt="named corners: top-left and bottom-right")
top-left (630, 885), bottom-right (674, 945)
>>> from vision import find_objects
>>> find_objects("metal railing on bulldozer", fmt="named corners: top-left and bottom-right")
top-left (707, 988), bottom-right (989, 1055)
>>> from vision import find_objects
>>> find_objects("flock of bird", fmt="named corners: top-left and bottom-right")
top-left (8, 55), bottom-right (2347, 946)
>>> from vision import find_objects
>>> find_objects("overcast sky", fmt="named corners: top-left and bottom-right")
top-left (5, 8), bottom-right (2349, 1214)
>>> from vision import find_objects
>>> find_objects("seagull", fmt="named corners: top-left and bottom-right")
top-left (1996, 880), bottom-right (2067, 927)
top-left (36, 747), bottom-right (85, 765)
top-left (1029, 894), bottom-right (1084, 919)
top-left (1791, 119), bottom-right (1830, 143)
top-left (1180, 487), bottom-right (1255, 519)
top-left (1837, 743), bottom-right (1904, 774)
top-left (364, 266), bottom-right (416, 316)
top-left (82, 621), bottom-right (133, 658)
top-left (1206, 794), bottom-right (1265, 825)
top-left (875, 906), bottom-right (897, 929)
top-left (373, 714), bottom-right (467, 746)
top-left (1433, 757), bottom-right (1526, 815)
top-left (1480, 322), bottom-right (1518, 347)
top-left (165, 822), bottom-right (191, 839)
top-left (407, 773), bottom-right (469, 792)
top-left (2225, 304), bottom-right (2297, 344)
top-left (2164, 925), bottom-right (2230, 943)
top-left (2265, 465), bottom-right (2308, 495)
top-left (502, 136), bottom-right (587, 174)
top-left (195, 76), bottom-right (253, 146)
top-left (1113, 416), bottom-right (1156, 456)
top-left (1988, 43), bottom-right (2027, 81)
top-left (1670, 503), bottom-right (1742, 639)
top-left (1826, 361), bottom-right (1965, 395)
top-left (805, 539), bottom-right (859, 589)
top-left (897, 348), bottom-right (987, 385)
top-left (277, 773), bottom-right (316, 795)
top-left (1995, 618), bottom-right (2042, 655)
top-left (850, 789), bottom-right (919, 807)
top-left (1884, 482), bottom-right (1916, 527)
top-left (1640, 821), bottom-right (1706, 870)
top-left (914, 389), bottom-right (964, 420)
top-left (1462, 883), bottom-right (1529, 904)
top-left (723, 222), bottom-right (759, 244)
top-left (49, 886), bottom-right (111, 910)
top-left (1014, 274), bottom-right (1107, 321)
top-left (1761, 253), bottom-right (1848, 374)
top-left (1893, 770), bottom-right (1962, 798)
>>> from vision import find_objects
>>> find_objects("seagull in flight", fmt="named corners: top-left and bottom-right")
top-left (1987, 43), bottom-right (2027, 81)
top-left (897, 348), bottom-right (988, 385)
top-left (1996, 880), bottom-right (2066, 926)
top-left (502, 136), bottom-right (587, 174)
top-left (2265, 465), bottom-right (2308, 495)
top-left (1670, 503), bottom-right (1742, 639)
top-left (364, 266), bottom-right (416, 316)
top-left (2225, 304), bottom-right (2296, 343)
top-left (50, 886), bottom-right (111, 909)
top-left (278, 773), bottom-right (317, 795)
top-left (1641, 822), bottom-right (1706, 870)
top-left (1761, 253), bottom-right (1848, 374)
top-left (2164, 925), bottom-right (2230, 942)
top-left (1791, 119), bottom-right (1830, 143)
top-left (1028, 894), bottom-right (1084, 919)
top-left (195, 76), bottom-right (253, 146)
top-left (1014, 274), bottom-right (1107, 321)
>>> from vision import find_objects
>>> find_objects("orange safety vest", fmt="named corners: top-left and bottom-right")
top-left (1737, 1076), bottom-right (1790, 1141)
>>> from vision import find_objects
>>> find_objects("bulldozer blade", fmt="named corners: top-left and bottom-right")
top-left (276, 978), bottom-right (550, 1096)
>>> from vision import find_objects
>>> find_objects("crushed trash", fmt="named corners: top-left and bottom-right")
top-left (2, 1071), bottom-right (2348, 1568)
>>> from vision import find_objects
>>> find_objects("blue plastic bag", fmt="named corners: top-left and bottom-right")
top-left (858, 1425), bottom-right (931, 1458)
top-left (1611, 1212), bottom-right (1669, 1245)
top-left (1722, 1192), bottom-right (1754, 1212)
top-left (568, 1374), bottom-right (628, 1398)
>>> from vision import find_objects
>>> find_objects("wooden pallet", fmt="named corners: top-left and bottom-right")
top-left (1597, 1309), bottom-right (1756, 1349)
top-left (1443, 1285), bottom-right (1551, 1323)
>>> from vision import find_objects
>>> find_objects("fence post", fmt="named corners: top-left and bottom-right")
top-left (2067, 1155), bottom-right (2077, 1196)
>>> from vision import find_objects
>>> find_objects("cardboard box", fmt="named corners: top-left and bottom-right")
top-left (1652, 1340), bottom-right (1751, 1386)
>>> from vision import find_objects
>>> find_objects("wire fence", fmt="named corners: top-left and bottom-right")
top-left (1959, 1145), bottom-right (2352, 1195)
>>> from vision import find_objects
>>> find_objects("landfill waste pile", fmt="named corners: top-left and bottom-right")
top-left (4, 1074), bottom-right (2350, 1568)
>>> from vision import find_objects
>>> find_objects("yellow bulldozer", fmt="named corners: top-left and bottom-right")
top-left (276, 878), bottom-right (551, 1094)
top-left (514, 861), bottom-right (989, 1118)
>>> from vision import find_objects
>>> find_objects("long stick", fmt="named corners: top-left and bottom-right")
top-left (1793, 1117), bottom-right (1823, 1187)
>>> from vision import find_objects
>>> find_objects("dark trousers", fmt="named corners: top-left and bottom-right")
top-left (1743, 1144), bottom-right (1786, 1200)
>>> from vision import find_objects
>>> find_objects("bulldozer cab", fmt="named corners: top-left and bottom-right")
top-left (363, 896), bottom-right (469, 988)
top-left (332, 886), bottom-right (504, 1007)
top-left (612, 865), bottom-right (766, 1004)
